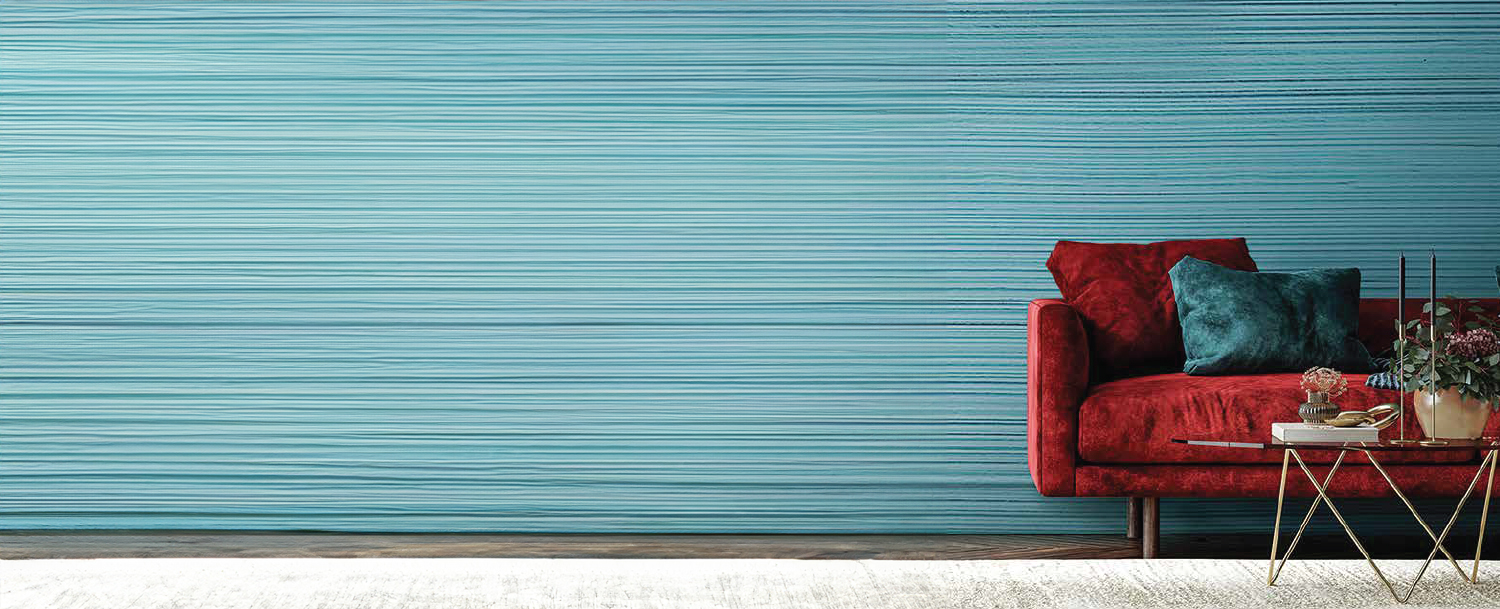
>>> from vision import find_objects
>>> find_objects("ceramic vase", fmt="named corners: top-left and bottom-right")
top-left (1414, 388), bottom-right (1495, 440)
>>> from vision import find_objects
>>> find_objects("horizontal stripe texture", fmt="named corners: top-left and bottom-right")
top-left (2, 1), bottom-right (1499, 532)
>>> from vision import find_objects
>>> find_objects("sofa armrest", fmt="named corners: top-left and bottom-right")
top-left (1027, 299), bottom-right (1091, 497)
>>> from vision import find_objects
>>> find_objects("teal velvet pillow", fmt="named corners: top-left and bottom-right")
top-left (1169, 257), bottom-right (1372, 375)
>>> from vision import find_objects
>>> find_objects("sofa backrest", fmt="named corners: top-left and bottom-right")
top-left (1357, 298), bottom-right (1500, 357)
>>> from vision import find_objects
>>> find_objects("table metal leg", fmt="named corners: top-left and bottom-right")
top-left (1397, 449), bottom-right (1496, 603)
top-left (1268, 450), bottom-right (1290, 585)
top-left (1268, 449), bottom-right (1345, 586)
top-left (1263, 445), bottom-right (1500, 603)
top-left (1475, 449), bottom-right (1497, 584)
top-left (1361, 449), bottom-right (1470, 582)
top-left (1289, 450), bottom-right (1402, 601)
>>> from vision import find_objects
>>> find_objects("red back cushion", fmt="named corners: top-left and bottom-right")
top-left (1046, 238), bottom-right (1259, 380)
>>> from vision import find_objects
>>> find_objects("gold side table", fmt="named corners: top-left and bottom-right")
top-left (1173, 437), bottom-right (1499, 604)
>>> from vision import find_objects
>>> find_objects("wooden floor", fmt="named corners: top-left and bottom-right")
top-left (1, 532), bottom-right (1490, 560)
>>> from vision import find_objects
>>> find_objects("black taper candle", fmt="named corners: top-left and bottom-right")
top-left (1430, 250), bottom-right (1437, 327)
top-left (1430, 249), bottom-right (1438, 388)
top-left (1398, 252), bottom-right (1405, 325)
top-left (1398, 252), bottom-right (1407, 440)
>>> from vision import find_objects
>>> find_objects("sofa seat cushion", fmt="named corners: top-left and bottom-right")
top-left (1077, 373), bottom-right (1478, 465)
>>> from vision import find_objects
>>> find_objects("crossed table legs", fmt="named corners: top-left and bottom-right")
top-left (1267, 447), bottom-right (1498, 603)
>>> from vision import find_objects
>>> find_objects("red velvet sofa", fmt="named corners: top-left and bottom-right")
top-left (1028, 297), bottom-right (1500, 557)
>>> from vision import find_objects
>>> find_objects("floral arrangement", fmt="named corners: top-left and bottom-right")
top-left (1392, 298), bottom-right (1500, 411)
top-left (1448, 328), bottom-right (1500, 360)
top-left (1300, 367), bottom-right (1347, 398)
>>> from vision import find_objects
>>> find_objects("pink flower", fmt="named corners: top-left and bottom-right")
top-left (1301, 367), bottom-right (1347, 398)
top-left (1448, 328), bottom-right (1500, 360)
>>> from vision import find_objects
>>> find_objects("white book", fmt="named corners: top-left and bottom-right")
top-left (1272, 422), bottom-right (1380, 443)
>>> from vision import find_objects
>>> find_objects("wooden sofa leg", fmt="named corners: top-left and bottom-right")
top-left (1142, 497), bottom-right (1160, 559)
top-left (1126, 497), bottom-right (1142, 539)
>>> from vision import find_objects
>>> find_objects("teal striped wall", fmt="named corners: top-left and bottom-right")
top-left (2, 1), bottom-right (1498, 533)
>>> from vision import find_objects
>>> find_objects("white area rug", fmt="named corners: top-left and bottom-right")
top-left (4, 558), bottom-right (1500, 608)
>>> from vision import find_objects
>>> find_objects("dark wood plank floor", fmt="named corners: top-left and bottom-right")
top-left (1, 532), bottom-right (1491, 560)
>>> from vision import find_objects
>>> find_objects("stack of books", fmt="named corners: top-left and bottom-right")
top-left (1272, 422), bottom-right (1379, 443)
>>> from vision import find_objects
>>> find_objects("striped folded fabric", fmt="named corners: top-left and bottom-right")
top-left (1365, 357), bottom-right (1401, 390)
